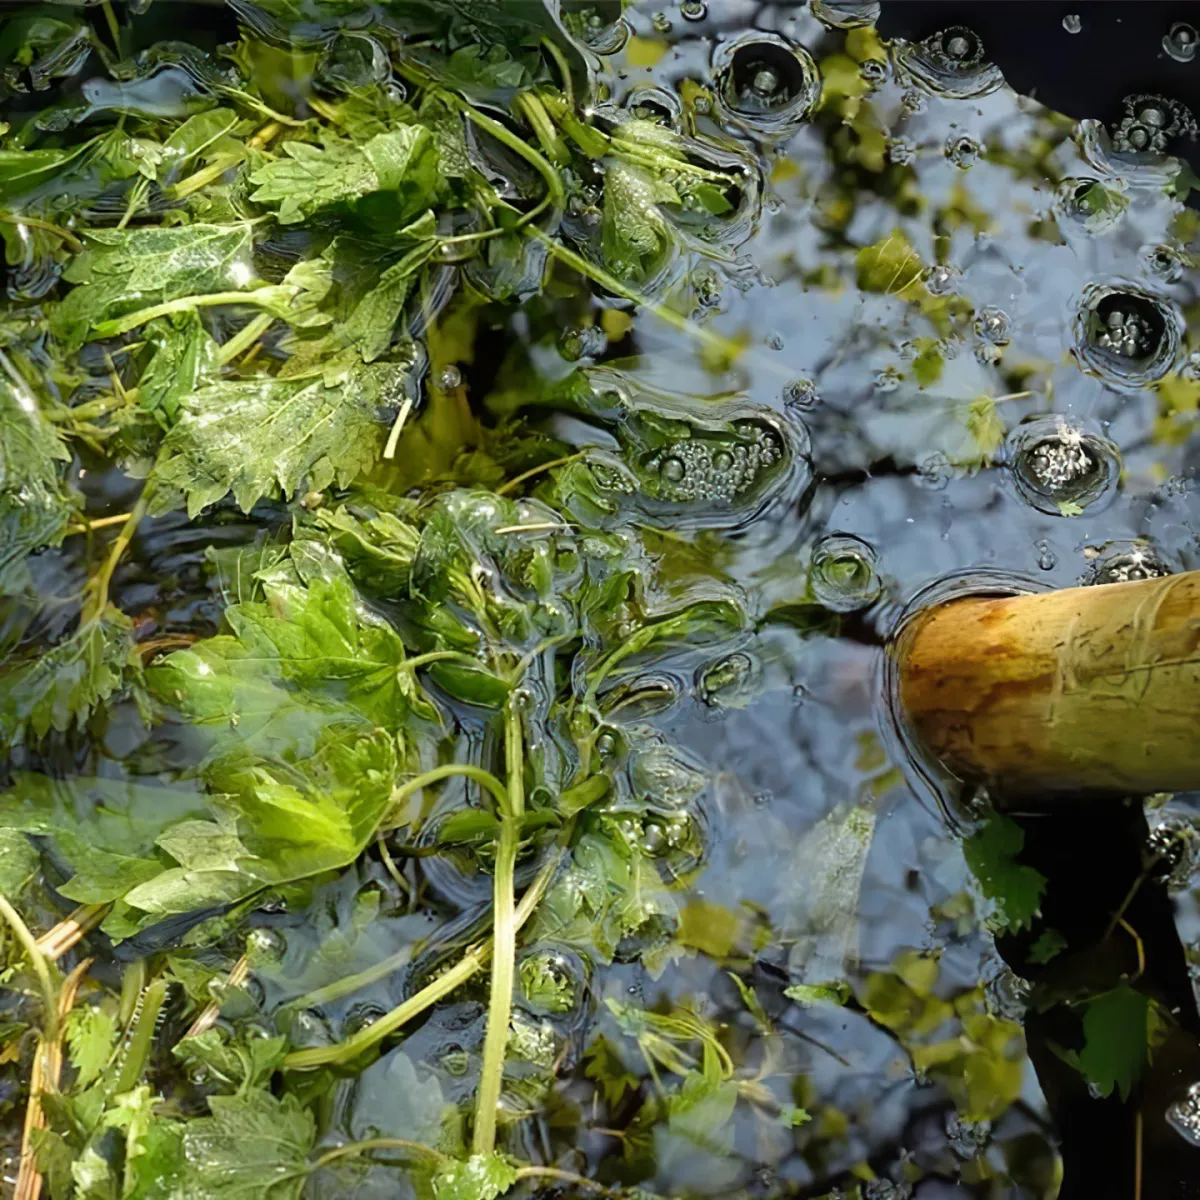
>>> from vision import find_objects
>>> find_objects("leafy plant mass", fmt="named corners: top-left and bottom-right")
top-left (0, 2), bottom-right (1195, 1197)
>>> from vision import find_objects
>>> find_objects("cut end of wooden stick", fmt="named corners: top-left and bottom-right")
top-left (897, 570), bottom-right (1200, 799)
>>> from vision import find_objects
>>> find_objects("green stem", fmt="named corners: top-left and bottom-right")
top-left (82, 490), bottom-right (150, 623)
top-left (389, 764), bottom-right (509, 818)
top-left (313, 1137), bottom-right (449, 1169)
top-left (0, 213), bottom-right (83, 254)
top-left (540, 36), bottom-right (575, 110)
top-left (218, 311), bottom-right (276, 365)
top-left (93, 288), bottom-right (286, 339)
top-left (529, 229), bottom-right (744, 361)
top-left (0, 893), bottom-right (59, 1040)
top-left (282, 843), bottom-right (563, 1070)
top-left (472, 702), bottom-right (525, 1155)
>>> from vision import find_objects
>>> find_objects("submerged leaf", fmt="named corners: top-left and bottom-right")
top-left (962, 813), bottom-right (1046, 933)
top-left (149, 364), bottom-right (407, 517)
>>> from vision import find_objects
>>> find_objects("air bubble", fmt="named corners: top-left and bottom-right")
top-left (562, 1), bottom-right (629, 53)
top-left (342, 1003), bottom-right (387, 1036)
top-left (1142, 244), bottom-right (1184, 285)
top-left (895, 25), bottom-right (1004, 99)
top-left (1168, 1082), bottom-right (1200, 1147)
top-left (680, 0), bottom-right (707, 22)
top-left (1006, 416), bottom-right (1120, 516)
top-left (1146, 814), bottom-right (1199, 891)
top-left (945, 134), bottom-right (982, 169)
top-left (860, 58), bottom-right (888, 87)
top-left (1062, 14), bottom-right (1081, 34)
top-left (631, 742), bottom-right (707, 808)
top-left (874, 365), bottom-right (902, 392)
top-left (651, 11), bottom-right (671, 33)
top-left (559, 325), bottom-right (607, 362)
top-left (810, 534), bottom-right (881, 612)
top-left (1074, 283), bottom-right (1180, 389)
top-left (660, 456), bottom-right (686, 483)
top-left (946, 1112), bottom-right (992, 1159)
top-left (783, 377), bottom-right (821, 410)
top-left (437, 364), bottom-right (462, 390)
top-left (696, 650), bottom-right (759, 707)
top-left (973, 306), bottom-right (1011, 344)
top-left (924, 263), bottom-right (960, 296)
top-left (712, 33), bottom-right (822, 138)
top-left (1164, 23), bottom-right (1197, 63)
top-left (289, 1008), bottom-right (334, 1047)
top-left (245, 927), bottom-right (286, 964)
top-left (1035, 540), bottom-right (1056, 570)
top-left (887, 137), bottom-right (917, 165)
top-left (518, 946), bottom-right (589, 1017)
top-left (810, 0), bottom-right (881, 29)
top-left (623, 84), bottom-right (682, 127)
top-left (1083, 540), bottom-right (1173, 585)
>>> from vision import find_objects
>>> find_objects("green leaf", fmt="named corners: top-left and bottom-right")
top-left (137, 312), bottom-right (221, 429)
top-left (1074, 986), bottom-right (1165, 1102)
top-left (0, 828), bottom-right (39, 895)
top-left (432, 1152), bottom-right (518, 1200)
top-left (64, 1006), bottom-right (119, 1087)
top-left (148, 363), bottom-right (407, 517)
top-left (0, 774), bottom-right (206, 906)
top-left (583, 1035), bottom-right (640, 1107)
top-left (178, 1090), bottom-right (315, 1199)
top-left (856, 230), bottom-right (926, 297)
top-left (601, 162), bottom-right (676, 284)
top-left (1029, 928), bottom-right (1068, 965)
top-left (0, 367), bottom-right (76, 596)
top-left (147, 567), bottom-right (422, 747)
top-left (0, 609), bottom-right (144, 746)
top-left (173, 1027), bottom-right (288, 1095)
top-left (248, 126), bottom-right (437, 227)
top-left (50, 224), bottom-right (255, 351)
top-left (962, 813), bottom-right (1046, 933)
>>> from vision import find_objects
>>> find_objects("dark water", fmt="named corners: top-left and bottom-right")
top-left (3, 1), bottom-right (1200, 1197)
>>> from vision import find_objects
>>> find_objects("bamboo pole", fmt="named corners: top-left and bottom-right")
top-left (897, 570), bottom-right (1200, 797)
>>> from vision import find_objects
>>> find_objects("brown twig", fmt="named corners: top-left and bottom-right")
top-left (34, 905), bottom-right (109, 961)
top-left (185, 955), bottom-right (249, 1039)
top-left (15, 959), bottom-right (92, 1200)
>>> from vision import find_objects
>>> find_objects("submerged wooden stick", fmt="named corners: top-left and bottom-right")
top-left (898, 571), bottom-right (1200, 797)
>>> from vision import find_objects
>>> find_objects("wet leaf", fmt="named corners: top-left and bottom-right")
top-left (962, 813), bottom-right (1046, 933)
top-left (1072, 986), bottom-right (1167, 1102)
top-left (432, 1152), bottom-right (518, 1200)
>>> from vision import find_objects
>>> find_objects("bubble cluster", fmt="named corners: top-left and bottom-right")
top-left (810, 534), bottom-right (881, 612)
top-left (1110, 94), bottom-right (1198, 155)
top-left (1145, 814), bottom-right (1199, 891)
top-left (712, 33), bottom-right (822, 138)
top-left (783, 377), bottom-right (821, 410)
top-left (679, 0), bottom-right (707, 22)
top-left (562, 1), bottom-right (629, 54)
top-left (1075, 284), bottom-right (1180, 389)
top-left (888, 136), bottom-right (917, 165)
top-left (1007, 417), bottom-right (1120, 515)
top-left (642, 423), bottom-right (785, 505)
top-left (1084, 541), bottom-right (1174, 586)
top-left (895, 25), bottom-right (1004, 99)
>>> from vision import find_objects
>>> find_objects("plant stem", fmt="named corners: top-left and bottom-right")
top-left (93, 288), bottom-right (284, 338)
top-left (313, 1138), bottom-right (450, 1170)
top-left (65, 511), bottom-right (133, 536)
top-left (389, 763), bottom-right (510, 819)
top-left (496, 451), bottom-right (586, 496)
top-left (530, 228), bottom-right (745, 361)
top-left (82, 490), bottom-right (150, 623)
top-left (282, 843), bottom-right (563, 1070)
top-left (472, 703), bottom-right (526, 1155)
top-left (218, 311), bottom-right (276, 365)
top-left (0, 213), bottom-right (83, 254)
top-left (0, 893), bottom-right (59, 1040)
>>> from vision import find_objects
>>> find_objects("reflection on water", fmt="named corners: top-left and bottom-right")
top-left (2, 1), bottom-right (1199, 1197)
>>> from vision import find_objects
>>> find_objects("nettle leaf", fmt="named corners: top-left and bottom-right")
top-left (178, 1090), bottom-right (315, 1199)
top-left (0, 774), bottom-right (206, 906)
top-left (137, 312), bottom-right (221, 429)
top-left (147, 567), bottom-right (426, 749)
top-left (0, 609), bottom-right (144, 746)
top-left (64, 1005), bottom-right (119, 1088)
top-left (148, 363), bottom-right (407, 518)
top-left (173, 1027), bottom-right (288, 1095)
top-left (0, 368), bottom-right (76, 596)
top-left (962, 813), bottom-right (1046, 933)
top-left (50, 223), bottom-right (255, 351)
top-left (432, 1153), bottom-right (518, 1200)
top-left (601, 161), bottom-right (677, 284)
top-left (248, 126), bottom-right (438, 226)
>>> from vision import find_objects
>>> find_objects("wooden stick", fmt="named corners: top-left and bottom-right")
top-left (897, 571), bottom-right (1200, 797)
